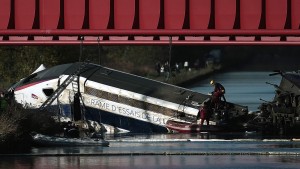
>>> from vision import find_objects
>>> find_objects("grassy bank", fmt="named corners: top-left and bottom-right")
top-left (0, 103), bottom-right (61, 153)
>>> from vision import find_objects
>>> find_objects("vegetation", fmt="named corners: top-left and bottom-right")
top-left (0, 46), bottom-right (164, 88)
top-left (1, 45), bottom-right (300, 89)
top-left (0, 45), bottom-right (214, 88)
top-left (0, 102), bottom-right (61, 153)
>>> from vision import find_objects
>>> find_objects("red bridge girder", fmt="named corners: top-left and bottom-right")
top-left (0, 0), bottom-right (300, 45)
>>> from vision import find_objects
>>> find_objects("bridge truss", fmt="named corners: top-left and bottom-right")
top-left (0, 0), bottom-right (300, 45)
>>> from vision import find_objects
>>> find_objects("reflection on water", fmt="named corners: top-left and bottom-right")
top-left (2, 132), bottom-right (300, 169)
top-left (1, 141), bottom-right (300, 169)
top-left (1, 155), bottom-right (300, 169)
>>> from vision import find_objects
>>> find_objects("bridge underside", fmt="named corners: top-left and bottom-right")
top-left (1, 29), bottom-right (300, 46)
top-left (0, 0), bottom-right (300, 45)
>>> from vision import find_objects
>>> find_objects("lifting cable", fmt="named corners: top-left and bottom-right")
top-left (79, 36), bottom-right (83, 62)
top-left (97, 37), bottom-right (101, 65)
top-left (167, 36), bottom-right (172, 80)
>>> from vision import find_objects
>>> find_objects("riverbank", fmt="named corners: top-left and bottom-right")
top-left (149, 65), bottom-right (222, 87)
top-left (0, 104), bottom-right (62, 153)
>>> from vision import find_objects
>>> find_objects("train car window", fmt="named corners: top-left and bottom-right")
top-left (43, 88), bottom-right (54, 97)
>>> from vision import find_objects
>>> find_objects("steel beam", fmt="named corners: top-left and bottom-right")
top-left (0, 29), bottom-right (300, 36)
top-left (1, 40), bottom-right (300, 46)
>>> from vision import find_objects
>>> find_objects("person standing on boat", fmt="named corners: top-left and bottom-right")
top-left (197, 102), bottom-right (209, 127)
top-left (210, 80), bottom-right (226, 109)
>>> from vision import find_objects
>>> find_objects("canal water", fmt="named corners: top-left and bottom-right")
top-left (2, 71), bottom-right (300, 169)
top-left (188, 71), bottom-right (281, 111)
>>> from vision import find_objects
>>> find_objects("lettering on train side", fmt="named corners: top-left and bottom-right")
top-left (90, 98), bottom-right (167, 125)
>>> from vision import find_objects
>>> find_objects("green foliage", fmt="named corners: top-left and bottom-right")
top-left (0, 45), bottom-right (170, 87)
top-left (102, 46), bottom-right (168, 75)
top-left (0, 46), bottom-right (60, 88)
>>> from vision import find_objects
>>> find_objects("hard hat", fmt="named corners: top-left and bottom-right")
top-left (210, 80), bottom-right (214, 85)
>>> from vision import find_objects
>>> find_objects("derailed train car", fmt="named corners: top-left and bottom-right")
top-left (248, 71), bottom-right (300, 135)
top-left (8, 62), bottom-right (250, 134)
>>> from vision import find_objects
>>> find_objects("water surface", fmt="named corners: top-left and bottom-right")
top-left (188, 71), bottom-right (281, 111)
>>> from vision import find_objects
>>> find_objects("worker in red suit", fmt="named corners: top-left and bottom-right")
top-left (210, 80), bottom-right (226, 109)
top-left (197, 102), bottom-right (209, 127)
